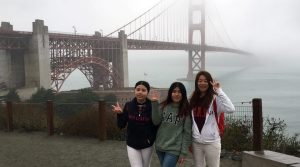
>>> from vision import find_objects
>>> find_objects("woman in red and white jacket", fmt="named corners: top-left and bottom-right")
top-left (190, 71), bottom-right (235, 167)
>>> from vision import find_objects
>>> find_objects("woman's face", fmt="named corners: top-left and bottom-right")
top-left (171, 87), bottom-right (182, 103)
top-left (197, 75), bottom-right (209, 93)
top-left (134, 85), bottom-right (148, 102)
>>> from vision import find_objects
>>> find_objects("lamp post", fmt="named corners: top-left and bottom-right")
top-left (99, 29), bottom-right (103, 37)
top-left (72, 26), bottom-right (77, 35)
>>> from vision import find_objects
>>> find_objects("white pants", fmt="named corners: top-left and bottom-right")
top-left (192, 141), bottom-right (221, 167)
top-left (127, 145), bottom-right (153, 167)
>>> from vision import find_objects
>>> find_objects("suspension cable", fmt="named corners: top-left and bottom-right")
top-left (127, 0), bottom-right (178, 37)
top-left (105, 0), bottom-right (164, 37)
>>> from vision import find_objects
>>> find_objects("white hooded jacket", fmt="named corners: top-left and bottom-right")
top-left (191, 88), bottom-right (235, 144)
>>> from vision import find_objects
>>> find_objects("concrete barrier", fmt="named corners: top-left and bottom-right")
top-left (242, 150), bottom-right (300, 167)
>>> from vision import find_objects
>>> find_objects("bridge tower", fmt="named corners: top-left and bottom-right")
top-left (118, 30), bottom-right (129, 87)
top-left (25, 20), bottom-right (51, 88)
top-left (187, 0), bottom-right (206, 80)
top-left (0, 20), bottom-right (51, 90)
top-left (0, 22), bottom-right (25, 89)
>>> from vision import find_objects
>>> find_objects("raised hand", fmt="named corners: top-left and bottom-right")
top-left (210, 80), bottom-right (221, 91)
top-left (111, 102), bottom-right (122, 113)
top-left (150, 90), bottom-right (160, 101)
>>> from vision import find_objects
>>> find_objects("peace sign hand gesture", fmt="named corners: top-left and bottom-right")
top-left (210, 80), bottom-right (221, 91)
top-left (112, 102), bottom-right (122, 114)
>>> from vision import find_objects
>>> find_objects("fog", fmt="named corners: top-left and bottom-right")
top-left (1, 0), bottom-right (299, 58)
top-left (0, 0), bottom-right (157, 35)
top-left (2, 0), bottom-right (300, 135)
top-left (1, 0), bottom-right (300, 76)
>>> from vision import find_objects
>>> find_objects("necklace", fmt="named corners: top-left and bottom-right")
top-left (137, 104), bottom-right (145, 117)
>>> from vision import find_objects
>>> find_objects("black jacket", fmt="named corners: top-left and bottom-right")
top-left (117, 98), bottom-right (157, 149)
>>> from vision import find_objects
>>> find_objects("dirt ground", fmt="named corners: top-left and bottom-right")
top-left (0, 131), bottom-right (241, 167)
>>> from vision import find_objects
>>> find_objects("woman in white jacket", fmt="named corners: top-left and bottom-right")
top-left (190, 71), bottom-right (235, 167)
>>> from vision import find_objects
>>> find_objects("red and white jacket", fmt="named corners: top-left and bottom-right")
top-left (191, 88), bottom-right (235, 144)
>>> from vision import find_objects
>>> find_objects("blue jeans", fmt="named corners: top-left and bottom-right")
top-left (156, 149), bottom-right (179, 167)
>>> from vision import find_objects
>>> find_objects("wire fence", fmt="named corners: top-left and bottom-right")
top-left (228, 101), bottom-right (253, 127)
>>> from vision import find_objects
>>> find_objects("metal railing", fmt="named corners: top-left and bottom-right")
top-left (0, 100), bottom-right (107, 141)
top-left (228, 101), bottom-right (253, 126)
top-left (0, 98), bottom-right (263, 150)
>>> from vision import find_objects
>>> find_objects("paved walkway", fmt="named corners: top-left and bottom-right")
top-left (0, 131), bottom-right (241, 167)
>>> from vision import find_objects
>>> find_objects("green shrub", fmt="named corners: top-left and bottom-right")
top-left (263, 118), bottom-right (286, 151)
top-left (222, 117), bottom-right (300, 157)
top-left (59, 104), bottom-right (126, 140)
top-left (55, 88), bottom-right (99, 103)
top-left (54, 88), bottom-right (100, 118)
top-left (263, 117), bottom-right (300, 156)
top-left (12, 103), bottom-right (46, 131)
top-left (222, 119), bottom-right (252, 151)
top-left (60, 105), bottom-right (98, 137)
top-left (27, 87), bottom-right (55, 103)
top-left (6, 89), bottom-right (20, 102)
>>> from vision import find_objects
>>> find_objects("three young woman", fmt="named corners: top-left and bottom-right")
top-left (190, 71), bottom-right (235, 167)
top-left (112, 70), bottom-right (235, 167)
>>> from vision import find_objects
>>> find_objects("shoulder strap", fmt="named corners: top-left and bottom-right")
top-left (213, 98), bottom-right (226, 137)
top-left (213, 99), bottom-right (218, 123)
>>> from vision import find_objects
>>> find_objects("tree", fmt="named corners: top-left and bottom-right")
top-left (54, 88), bottom-right (100, 118)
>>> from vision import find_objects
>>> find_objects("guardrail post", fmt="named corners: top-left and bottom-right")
top-left (98, 100), bottom-right (107, 141)
top-left (252, 98), bottom-right (263, 151)
top-left (6, 101), bottom-right (13, 132)
top-left (46, 100), bottom-right (54, 136)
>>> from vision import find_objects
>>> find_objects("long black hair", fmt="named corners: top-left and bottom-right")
top-left (160, 82), bottom-right (190, 117)
top-left (190, 71), bottom-right (217, 109)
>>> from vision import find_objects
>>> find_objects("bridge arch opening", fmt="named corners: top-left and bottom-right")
top-left (59, 69), bottom-right (90, 91)
top-left (51, 57), bottom-right (121, 92)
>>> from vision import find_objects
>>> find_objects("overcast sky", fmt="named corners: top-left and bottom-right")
top-left (1, 0), bottom-right (300, 59)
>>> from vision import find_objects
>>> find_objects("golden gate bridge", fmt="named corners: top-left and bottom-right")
top-left (0, 0), bottom-right (250, 92)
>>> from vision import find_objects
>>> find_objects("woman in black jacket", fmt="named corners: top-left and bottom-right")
top-left (112, 81), bottom-right (157, 167)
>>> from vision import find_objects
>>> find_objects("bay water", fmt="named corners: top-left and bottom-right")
top-left (62, 50), bottom-right (300, 135)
